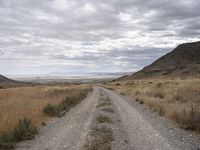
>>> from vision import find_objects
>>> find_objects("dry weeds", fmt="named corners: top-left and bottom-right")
top-left (102, 78), bottom-right (200, 132)
top-left (0, 84), bottom-right (90, 135)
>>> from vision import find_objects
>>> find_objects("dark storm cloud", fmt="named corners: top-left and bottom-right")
top-left (0, 0), bottom-right (199, 74)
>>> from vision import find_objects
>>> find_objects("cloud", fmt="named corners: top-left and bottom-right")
top-left (0, 0), bottom-right (199, 75)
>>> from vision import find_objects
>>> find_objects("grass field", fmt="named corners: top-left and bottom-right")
top-left (0, 84), bottom-right (90, 136)
top-left (102, 78), bottom-right (200, 132)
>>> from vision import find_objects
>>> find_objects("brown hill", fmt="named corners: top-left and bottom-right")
top-left (0, 75), bottom-right (33, 88)
top-left (0, 75), bottom-right (13, 83)
top-left (120, 41), bottom-right (200, 80)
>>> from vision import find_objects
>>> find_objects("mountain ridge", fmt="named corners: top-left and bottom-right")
top-left (119, 41), bottom-right (200, 80)
top-left (0, 74), bottom-right (13, 83)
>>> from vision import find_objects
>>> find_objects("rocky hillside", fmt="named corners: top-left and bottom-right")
top-left (0, 75), bottom-right (33, 88)
top-left (120, 41), bottom-right (200, 80)
top-left (0, 75), bottom-right (12, 83)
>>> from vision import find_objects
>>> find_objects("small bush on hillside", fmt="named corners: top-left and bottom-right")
top-left (116, 83), bottom-right (121, 86)
top-left (146, 88), bottom-right (165, 99)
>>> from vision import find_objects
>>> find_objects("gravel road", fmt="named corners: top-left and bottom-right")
top-left (16, 87), bottom-right (200, 150)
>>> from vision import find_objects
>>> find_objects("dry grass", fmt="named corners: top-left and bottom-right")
top-left (0, 84), bottom-right (90, 135)
top-left (102, 78), bottom-right (200, 132)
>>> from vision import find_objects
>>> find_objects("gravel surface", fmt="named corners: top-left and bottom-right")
top-left (16, 87), bottom-right (200, 150)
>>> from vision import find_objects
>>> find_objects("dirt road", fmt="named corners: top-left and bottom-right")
top-left (16, 87), bottom-right (200, 150)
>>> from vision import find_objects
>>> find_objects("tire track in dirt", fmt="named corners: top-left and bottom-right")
top-left (84, 88), bottom-right (130, 150)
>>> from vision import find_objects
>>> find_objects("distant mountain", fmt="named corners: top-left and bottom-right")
top-left (0, 75), bottom-right (33, 88)
top-left (120, 41), bottom-right (200, 80)
top-left (0, 75), bottom-right (13, 83)
top-left (89, 72), bottom-right (132, 76)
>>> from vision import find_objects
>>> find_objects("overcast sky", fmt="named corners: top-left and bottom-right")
top-left (0, 0), bottom-right (199, 75)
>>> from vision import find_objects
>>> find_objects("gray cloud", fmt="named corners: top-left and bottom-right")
top-left (0, 0), bottom-right (199, 75)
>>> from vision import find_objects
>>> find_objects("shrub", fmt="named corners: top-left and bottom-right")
top-left (43, 89), bottom-right (89, 117)
top-left (146, 88), bottom-right (165, 99)
top-left (65, 96), bottom-right (78, 106)
top-left (178, 106), bottom-right (200, 131)
top-left (1, 119), bottom-right (37, 146)
top-left (58, 101), bottom-right (68, 112)
top-left (173, 87), bottom-right (200, 103)
top-left (43, 104), bottom-right (58, 117)
top-left (144, 99), bottom-right (165, 115)
top-left (13, 119), bottom-right (38, 142)
top-left (116, 83), bottom-right (121, 86)
top-left (164, 105), bottom-right (200, 132)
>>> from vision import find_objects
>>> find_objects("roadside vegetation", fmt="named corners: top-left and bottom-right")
top-left (102, 78), bottom-right (200, 132)
top-left (0, 119), bottom-right (38, 149)
top-left (0, 84), bottom-right (90, 148)
top-left (43, 89), bottom-right (89, 117)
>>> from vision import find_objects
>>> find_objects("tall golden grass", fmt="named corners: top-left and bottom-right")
top-left (102, 78), bottom-right (200, 132)
top-left (0, 84), bottom-right (90, 135)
